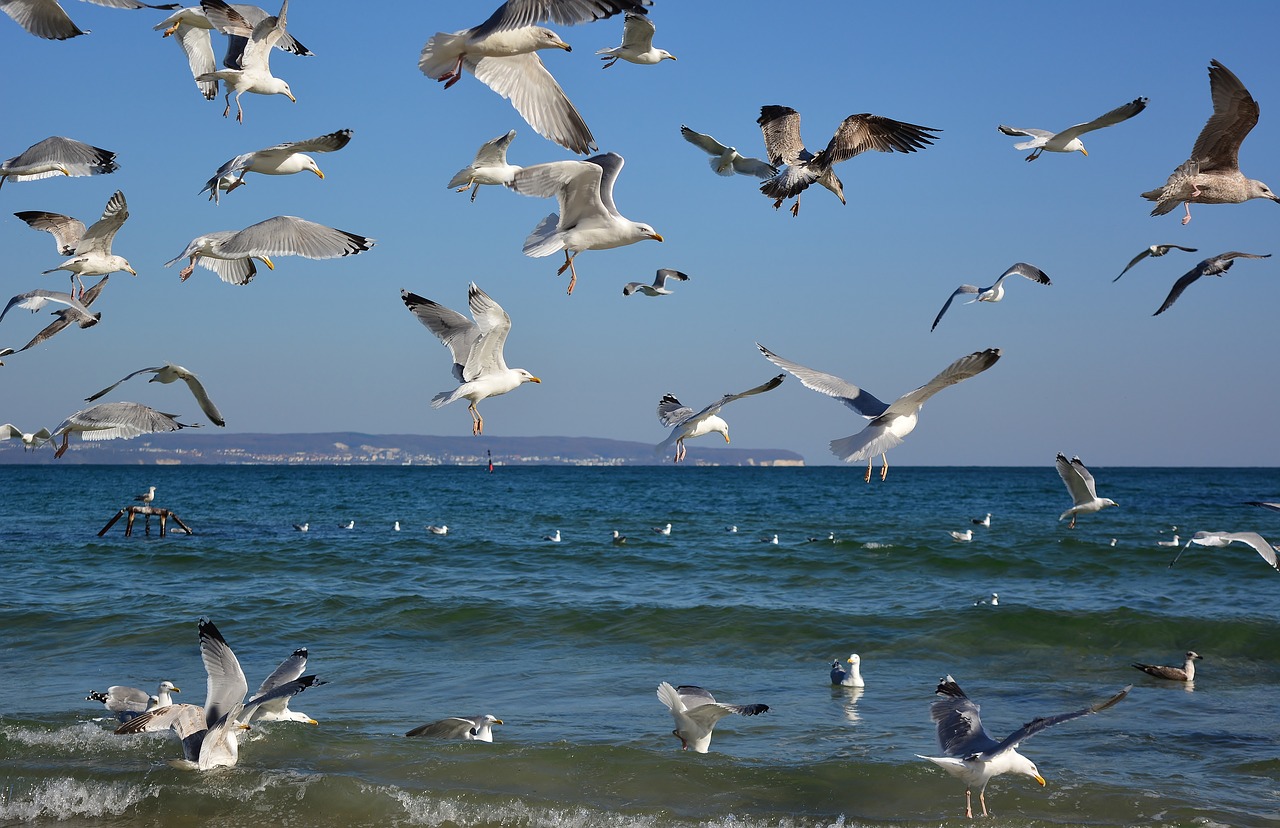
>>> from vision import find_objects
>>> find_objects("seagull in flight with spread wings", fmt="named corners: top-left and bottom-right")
top-left (86, 363), bottom-right (225, 427)
top-left (1152, 251), bottom-right (1270, 316)
top-left (998, 96), bottom-right (1147, 161)
top-left (17, 190), bottom-right (135, 297)
top-left (1056, 453), bottom-right (1118, 528)
top-left (930, 262), bottom-right (1051, 331)
top-left (679, 125), bottom-right (776, 180)
top-left (1113, 244), bottom-right (1199, 281)
top-left (655, 374), bottom-right (784, 462)
top-left (200, 128), bottom-right (352, 204)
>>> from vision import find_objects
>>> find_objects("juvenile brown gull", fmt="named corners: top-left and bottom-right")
top-left (1056, 453), bottom-right (1117, 528)
top-left (1143, 60), bottom-right (1279, 224)
top-left (0, 136), bottom-right (117, 189)
top-left (1170, 530), bottom-right (1279, 571)
top-left (446, 129), bottom-right (522, 202)
top-left (86, 363), bottom-right (226, 427)
top-left (596, 11), bottom-right (673, 68)
top-left (998, 96), bottom-right (1147, 161)
top-left (200, 128), bottom-right (352, 204)
top-left (165, 216), bottom-right (375, 285)
top-left (1113, 244), bottom-right (1198, 281)
top-left (930, 262), bottom-right (1050, 331)
top-left (51, 401), bottom-right (199, 458)
top-left (16, 190), bottom-right (135, 296)
top-left (679, 125), bottom-right (776, 180)
top-left (623, 268), bottom-right (688, 296)
top-left (656, 682), bottom-right (768, 753)
top-left (655, 374), bottom-right (784, 462)
top-left (1132, 651), bottom-right (1201, 682)
top-left (1152, 251), bottom-right (1270, 316)
top-left (406, 714), bottom-right (503, 741)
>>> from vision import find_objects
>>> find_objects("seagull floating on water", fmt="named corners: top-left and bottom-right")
top-left (623, 268), bottom-right (688, 297)
top-left (292, 522), bottom-right (308, 532)
top-left (1113, 244), bottom-right (1198, 282)
top-left (830, 654), bottom-right (864, 688)
top-left (1156, 534), bottom-right (1180, 547)
top-left (87, 680), bottom-right (180, 721)
top-left (930, 263), bottom-right (1051, 331)
top-left (998, 96), bottom-right (1147, 161)
top-left (656, 682), bottom-right (769, 753)
top-left (406, 714), bottom-right (503, 741)
top-left (543, 529), bottom-right (561, 542)
top-left (807, 531), bottom-right (836, 543)
top-left (1152, 251), bottom-right (1270, 316)
top-left (341, 520), bottom-right (354, 529)
top-left (611, 530), bottom-right (626, 544)
top-left (1056, 453), bottom-right (1118, 528)
top-left (426, 524), bottom-right (449, 535)
top-left (655, 374), bottom-right (784, 463)
top-left (652, 522), bottom-right (671, 536)
top-left (679, 125), bottom-right (776, 180)
top-left (1132, 651), bottom-right (1201, 682)
top-left (446, 129), bottom-right (522, 202)
top-left (949, 528), bottom-right (973, 542)
top-left (972, 513), bottom-right (992, 527)
top-left (595, 11), bottom-right (673, 68)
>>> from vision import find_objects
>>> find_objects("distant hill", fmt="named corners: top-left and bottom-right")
top-left (0, 432), bottom-right (805, 466)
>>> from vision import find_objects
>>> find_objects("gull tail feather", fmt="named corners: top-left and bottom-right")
top-left (523, 213), bottom-right (564, 257)
top-left (431, 390), bottom-right (460, 409)
top-left (418, 32), bottom-right (466, 79)
top-left (709, 157), bottom-right (735, 177)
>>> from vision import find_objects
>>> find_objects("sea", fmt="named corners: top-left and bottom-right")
top-left (1, 464), bottom-right (1277, 828)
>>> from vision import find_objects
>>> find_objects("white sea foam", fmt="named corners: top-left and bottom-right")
top-left (0, 778), bottom-right (159, 821)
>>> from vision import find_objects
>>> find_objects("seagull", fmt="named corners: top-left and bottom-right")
top-left (402, 283), bottom-right (541, 436)
top-left (292, 522), bottom-right (308, 532)
top-left (679, 125), bottom-right (776, 180)
top-left (2, 0), bottom-right (181, 40)
top-left (830, 654), bottom-right (864, 688)
top-left (51, 401), bottom-right (198, 459)
top-left (165, 215), bottom-right (375, 284)
top-left (1156, 534), bottom-right (1180, 548)
top-left (656, 682), bottom-right (768, 753)
top-left (807, 531), bottom-right (836, 543)
top-left (426, 524), bottom-right (449, 535)
top-left (17, 190), bottom-right (136, 296)
top-left (508, 152), bottom-right (663, 295)
top-left (342, 520), bottom-right (354, 529)
top-left (758, 343), bottom-right (1001, 482)
top-left (611, 529), bottom-right (626, 544)
top-left (725, 525), bottom-right (737, 533)
top-left (87, 680), bottom-right (180, 719)
top-left (199, 0), bottom-right (312, 68)
top-left (917, 675), bottom-right (1131, 818)
top-left (1170, 530), bottom-right (1279, 571)
top-left (133, 485), bottom-right (156, 505)
top-left (1152, 251), bottom-right (1270, 316)
top-left (1, 289), bottom-right (100, 334)
top-left (393, 521), bottom-right (400, 531)
top-left (85, 363), bottom-right (226, 427)
top-left (446, 129), bottom-right (521, 202)
top-left (652, 522), bottom-right (671, 536)
top-left (949, 529), bottom-right (973, 542)
top-left (974, 592), bottom-right (999, 606)
top-left (0, 423), bottom-right (53, 451)
top-left (543, 529), bottom-right (561, 542)
top-left (761, 533), bottom-right (779, 544)
top-left (997, 96), bottom-right (1147, 161)
top-left (972, 513), bottom-right (992, 527)
top-left (623, 268), bottom-right (689, 297)
top-left (1113, 244), bottom-right (1199, 281)
top-left (0, 136), bottom-right (117, 190)
top-left (417, 0), bottom-right (651, 154)
top-left (655, 374), bottom-right (784, 462)
top-left (1056, 453), bottom-right (1118, 528)
top-left (195, 0), bottom-right (295, 122)
top-left (199, 128), bottom-right (352, 204)
top-left (1143, 60), bottom-right (1280, 224)
top-left (406, 714), bottom-right (504, 741)
top-left (757, 105), bottom-right (940, 216)
top-left (0, 275), bottom-right (109, 359)
top-left (596, 11), bottom-right (673, 67)
top-left (1132, 651), bottom-right (1202, 682)
top-left (930, 262), bottom-right (1051, 331)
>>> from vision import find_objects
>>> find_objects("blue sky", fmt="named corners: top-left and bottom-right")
top-left (1, 1), bottom-right (1277, 466)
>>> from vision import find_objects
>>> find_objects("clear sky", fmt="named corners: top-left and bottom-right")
top-left (1, 1), bottom-right (1277, 466)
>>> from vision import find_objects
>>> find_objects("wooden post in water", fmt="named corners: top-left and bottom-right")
top-left (97, 506), bottom-right (193, 538)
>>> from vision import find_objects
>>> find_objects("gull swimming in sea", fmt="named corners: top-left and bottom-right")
top-left (623, 268), bottom-right (689, 297)
top-left (0, 423), bottom-right (53, 451)
top-left (1, 290), bottom-right (100, 337)
top-left (426, 524), bottom-right (449, 535)
top-left (973, 513), bottom-right (992, 527)
top-left (200, 128), bottom-right (352, 204)
top-left (974, 592), bottom-right (999, 606)
top-left (1132, 651), bottom-right (1202, 682)
top-left (679, 125), bottom-right (776, 180)
top-left (0, 275), bottom-right (108, 359)
top-left (1143, 60), bottom-right (1279, 224)
top-left (949, 529), bottom-right (973, 542)
top-left (0, 136), bottom-right (117, 190)
top-left (1113, 244), bottom-right (1199, 281)
top-left (292, 522), bottom-right (308, 531)
top-left (402, 283), bottom-right (541, 436)
top-left (508, 152), bottom-right (663, 294)
top-left (807, 531), bottom-right (836, 543)
top-left (830, 654), bottom-right (864, 688)
top-left (917, 675), bottom-right (1131, 818)
top-left (611, 530), bottom-right (626, 544)
top-left (85, 363), bottom-right (225, 427)
top-left (406, 714), bottom-right (503, 741)
top-left (342, 520), bottom-right (354, 529)
top-left (757, 105), bottom-right (941, 216)
top-left (655, 374), bottom-right (784, 463)
top-left (418, 1), bottom-right (651, 154)
top-left (87, 680), bottom-right (179, 721)
top-left (1156, 534), bottom-right (1180, 548)
top-left (1056, 453), bottom-right (1118, 528)
top-left (656, 682), bottom-right (769, 753)
top-left (196, 0), bottom-right (295, 123)
top-left (997, 96), bottom-right (1147, 161)
top-left (929, 262), bottom-right (1051, 331)
top-left (761, 533), bottom-right (779, 544)
top-left (165, 215), bottom-right (375, 284)
top-left (543, 529), bottom-right (561, 542)
top-left (758, 343), bottom-right (1001, 482)
top-left (725, 525), bottom-right (737, 533)
top-left (2, 0), bottom-right (181, 40)
top-left (652, 522), bottom-right (671, 536)
top-left (1152, 251), bottom-right (1270, 316)
top-left (133, 485), bottom-right (156, 505)
top-left (1170, 530), bottom-right (1279, 571)
top-left (446, 129), bottom-right (522, 202)
top-left (17, 190), bottom-right (136, 296)
top-left (51, 401), bottom-right (198, 458)
top-left (596, 11), bottom-right (673, 68)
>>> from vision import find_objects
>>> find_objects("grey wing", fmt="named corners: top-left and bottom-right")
top-left (464, 282), bottom-right (513, 376)
top-left (816, 113), bottom-right (940, 168)
top-left (680, 125), bottom-right (729, 156)
top-left (991, 685), bottom-right (1131, 755)
top-left (269, 128), bottom-right (354, 156)
top-left (174, 22), bottom-right (218, 99)
top-left (1153, 263), bottom-right (1213, 316)
top-left (219, 216), bottom-right (375, 260)
top-left (53, 401), bottom-right (190, 440)
top-left (197, 619), bottom-right (248, 730)
top-left (756, 342), bottom-right (890, 417)
top-left (584, 152), bottom-right (624, 217)
top-left (115, 702), bottom-right (206, 736)
top-left (1055, 97), bottom-right (1148, 141)
top-left (694, 374), bottom-right (785, 420)
top-left (405, 716), bottom-right (481, 738)
top-left (1192, 60), bottom-right (1259, 173)
top-left (401, 289), bottom-right (479, 382)
top-left (201, 150), bottom-right (256, 194)
top-left (652, 269), bottom-right (689, 289)
top-left (470, 0), bottom-right (651, 39)
top-left (176, 370), bottom-right (225, 427)
top-left (619, 10), bottom-right (655, 50)
top-left (83, 0), bottom-right (182, 8)
top-left (732, 155), bottom-right (777, 179)
top-left (235, 4), bottom-right (285, 71)
top-left (929, 677), bottom-right (1001, 757)
top-left (2, 137), bottom-right (118, 180)
top-left (85, 366), bottom-right (164, 403)
top-left (95, 685), bottom-right (151, 713)
top-left (1115, 249), bottom-right (1153, 281)
top-left (1214, 532), bottom-right (1280, 569)
top-left (757, 105), bottom-right (806, 166)
top-left (12, 276), bottom-right (107, 352)
top-left (14, 210), bottom-right (85, 255)
top-left (1055, 453), bottom-right (1094, 505)
top-left (994, 262), bottom-right (1051, 287)
top-left (657, 394), bottom-right (694, 427)
top-left (243, 674), bottom-right (323, 720)
top-left (996, 125), bottom-right (1053, 139)
top-left (0, 0), bottom-right (86, 39)
top-left (1219, 251), bottom-right (1271, 262)
top-left (930, 285), bottom-right (979, 331)
top-left (1, 289), bottom-right (96, 325)
top-left (76, 191), bottom-right (128, 253)
top-left (470, 53), bottom-right (597, 155)
top-left (885, 348), bottom-right (1002, 417)
top-left (474, 129), bottom-right (517, 166)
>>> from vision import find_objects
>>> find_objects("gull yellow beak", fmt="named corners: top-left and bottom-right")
top-left (125, 265), bottom-right (137, 276)
top-left (560, 43), bottom-right (572, 52)
top-left (313, 168), bottom-right (325, 179)
top-left (492, 718), bottom-right (504, 725)
top-left (1034, 775), bottom-right (1046, 786)
top-left (1080, 148), bottom-right (1088, 157)
top-left (528, 377), bottom-right (542, 383)
top-left (261, 256), bottom-right (275, 270)
top-left (172, 686), bottom-right (181, 693)
top-left (648, 233), bottom-right (664, 242)
top-left (305, 717), bottom-right (318, 726)
top-left (287, 92), bottom-right (297, 103)
top-left (723, 434), bottom-right (730, 444)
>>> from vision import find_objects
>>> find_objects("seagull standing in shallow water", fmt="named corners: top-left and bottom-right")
top-left (997, 96), bottom-right (1147, 161)
top-left (656, 682), bottom-right (769, 753)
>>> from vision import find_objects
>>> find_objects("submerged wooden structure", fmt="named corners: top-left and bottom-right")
top-left (97, 505), bottom-right (193, 537)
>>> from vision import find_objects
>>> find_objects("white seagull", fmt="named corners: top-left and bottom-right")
top-left (655, 374), bottom-right (784, 463)
top-left (543, 529), bottom-right (561, 542)
top-left (165, 215), bottom-right (375, 284)
top-left (2, 0), bottom-right (181, 40)
top-left (830, 654), bottom-right (864, 688)
top-left (596, 11), bottom-right (673, 68)
top-left (85, 363), bottom-right (226, 427)
top-left (1156, 534), bottom-right (1180, 548)
top-left (200, 128), bottom-right (352, 204)
top-left (758, 343), bottom-right (1001, 482)
top-left (930, 262), bottom-right (1051, 331)
top-left (1152, 251), bottom-right (1270, 316)
top-left (426, 524), bottom-right (449, 535)
top-left (406, 714), bottom-right (504, 741)
top-left (196, 0), bottom-right (295, 123)
top-left (1170, 530), bottom-right (1279, 571)
top-left (508, 152), bottom-right (663, 294)
top-left (656, 682), bottom-right (769, 753)
top-left (0, 275), bottom-right (109, 358)
top-left (949, 529), bottom-right (973, 542)
top-left (998, 96), bottom-right (1147, 161)
top-left (402, 283), bottom-right (540, 436)
top-left (652, 522), bottom-right (671, 536)
top-left (17, 190), bottom-right (136, 296)
top-left (0, 136), bottom-right (117, 189)
top-left (1056, 453), bottom-right (1118, 528)
top-left (679, 125), bottom-right (776, 180)
top-left (918, 675), bottom-right (1131, 818)
top-left (0, 423), bottom-right (53, 451)
top-left (1132, 651), bottom-right (1202, 682)
top-left (446, 129), bottom-right (522, 202)
top-left (87, 680), bottom-right (180, 719)
top-left (51, 401), bottom-right (198, 458)
top-left (133, 485), bottom-right (156, 505)
top-left (972, 513), bottom-right (992, 527)
top-left (1, 289), bottom-right (100, 333)
top-left (292, 522), bottom-right (308, 532)
top-left (1113, 244), bottom-right (1198, 282)
top-left (623, 268), bottom-right (689, 297)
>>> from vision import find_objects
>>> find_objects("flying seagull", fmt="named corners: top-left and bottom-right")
top-left (164, 216), bottom-right (376, 285)
top-left (51, 401), bottom-right (198, 458)
top-left (1, 0), bottom-right (180, 40)
top-left (997, 96), bottom-right (1147, 161)
top-left (16, 190), bottom-right (136, 296)
top-left (1170, 530), bottom-right (1279, 571)
top-left (830, 654), bottom-right (864, 688)
top-left (595, 11), bottom-right (673, 68)
top-left (1056, 453), bottom-right (1118, 528)
top-left (196, 0), bottom-right (295, 123)
top-left (446, 129), bottom-right (522, 202)
top-left (508, 152), bottom-right (663, 295)
top-left (1132, 651), bottom-right (1202, 682)
top-left (0, 136), bottom-right (117, 190)
top-left (655, 374), bottom-right (784, 462)
top-left (1113, 244), bottom-right (1198, 281)
top-left (1, 289), bottom-right (100, 332)
top-left (1143, 60), bottom-right (1280, 224)
top-left (758, 343), bottom-right (1001, 482)
top-left (406, 714), bottom-right (503, 741)
top-left (1152, 251), bottom-right (1270, 316)
top-left (757, 105), bottom-right (940, 216)
top-left (656, 682), bottom-right (768, 753)
top-left (679, 125), bottom-right (776, 180)
top-left (0, 423), bottom-right (53, 450)
top-left (86, 363), bottom-right (226, 427)
top-left (623, 268), bottom-right (688, 296)
top-left (917, 675), bottom-right (1130, 818)
top-left (401, 283), bottom-right (541, 436)
top-left (200, 128), bottom-right (352, 204)
top-left (0, 275), bottom-right (109, 358)
top-left (930, 262), bottom-right (1051, 331)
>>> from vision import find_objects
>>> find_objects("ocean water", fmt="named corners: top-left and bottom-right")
top-left (1, 465), bottom-right (1278, 828)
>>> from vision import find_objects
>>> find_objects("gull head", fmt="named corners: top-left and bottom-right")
top-left (1100, 498), bottom-right (1119, 510)
top-left (819, 171), bottom-right (846, 205)
top-left (1248, 179), bottom-right (1280, 204)
top-left (267, 78), bottom-right (295, 102)
top-left (847, 654), bottom-right (860, 668)
top-left (516, 369), bottom-right (541, 385)
top-left (657, 50), bottom-right (676, 62)
top-left (108, 256), bottom-right (136, 276)
top-left (534, 27), bottom-right (572, 52)
top-left (633, 222), bottom-right (664, 243)
top-left (303, 157), bottom-right (324, 179)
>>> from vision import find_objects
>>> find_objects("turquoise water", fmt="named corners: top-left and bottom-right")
top-left (2, 465), bottom-right (1278, 827)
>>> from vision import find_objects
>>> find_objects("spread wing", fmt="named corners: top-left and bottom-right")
top-left (619, 10), bottom-right (654, 50)
top-left (76, 191), bottom-right (129, 254)
top-left (690, 374), bottom-right (785, 421)
top-left (990, 686), bottom-right (1131, 756)
top-left (14, 210), bottom-right (85, 254)
top-left (884, 348), bottom-right (1002, 418)
top-left (992, 262), bottom-right (1051, 288)
top-left (757, 105), bottom-right (806, 166)
top-left (656, 394), bottom-right (695, 427)
top-left (463, 282), bottom-right (512, 377)
top-left (470, 53), bottom-right (596, 155)
top-left (401, 289), bottom-right (479, 383)
top-left (197, 619), bottom-right (248, 730)
top-left (929, 676), bottom-right (1001, 757)
top-left (812, 113), bottom-right (941, 169)
top-left (470, 0), bottom-right (651, 39)
top-left (930, 285), bottom-right (979, 331)
top-left (1192, 59), bottom-right (1259, 173)
top-left (1056, 453), bottom-right (1098, 505)
top-left (757, 343), bottom-right (889, 417)
top-left (1153, 259), bottom-right (1222, 316)
top-left (1054, 97), bottom-right (1148, 142)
